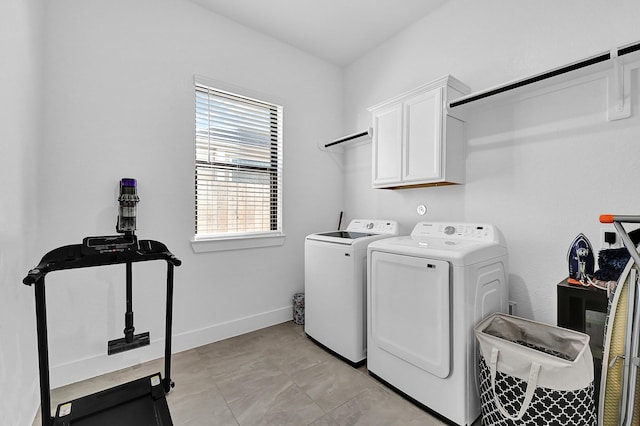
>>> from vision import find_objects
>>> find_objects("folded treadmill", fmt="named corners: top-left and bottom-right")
top-left (24, 237), bottom-right (181, 426)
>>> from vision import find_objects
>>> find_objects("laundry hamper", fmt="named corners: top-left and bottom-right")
top-left (474, 313), bottom-right (595, 426)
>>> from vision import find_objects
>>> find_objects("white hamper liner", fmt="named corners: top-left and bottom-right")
top-left (474, 313), bottom-right (595, 425)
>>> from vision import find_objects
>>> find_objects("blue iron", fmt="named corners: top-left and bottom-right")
top-left (567, 233), bottom-right (595, 284)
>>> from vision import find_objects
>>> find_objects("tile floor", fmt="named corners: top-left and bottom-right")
top-left (34, 322), bottom-right (475, 425)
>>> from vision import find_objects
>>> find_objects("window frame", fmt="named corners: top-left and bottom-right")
top-left (191, 76), bottom-right (285, 253)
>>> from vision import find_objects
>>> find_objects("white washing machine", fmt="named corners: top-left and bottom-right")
top-left (305, 219), bottom-right (399, 365)
top-left (367, 222), bottom-right (508, 426)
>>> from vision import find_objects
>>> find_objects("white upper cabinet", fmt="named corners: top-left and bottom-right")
top-left (369, 76), bottom-right (470, 189)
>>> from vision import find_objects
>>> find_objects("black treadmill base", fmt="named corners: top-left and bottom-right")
top-left (52, 373), bottom-right (173, 426)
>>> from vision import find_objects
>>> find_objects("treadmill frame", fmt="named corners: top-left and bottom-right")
top-left (23, 239), bottom-right (181, 426)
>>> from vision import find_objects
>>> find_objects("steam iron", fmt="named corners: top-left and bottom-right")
top-left (567, 233), bottom-right (595, 285)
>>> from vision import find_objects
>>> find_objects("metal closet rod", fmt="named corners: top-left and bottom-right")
top-left (449, 40), bottom-right (640, 108)
top-left (324, 129), bottom-right (371, 148)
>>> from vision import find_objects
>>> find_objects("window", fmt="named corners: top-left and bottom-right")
top-left (194, 81), bottom-right (283, 242)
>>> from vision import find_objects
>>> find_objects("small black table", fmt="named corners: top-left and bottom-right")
top-left (557, 278), bottom-right (608, 404)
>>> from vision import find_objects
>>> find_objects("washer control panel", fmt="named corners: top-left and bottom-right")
top-left (410, 222), bottom-right (497, 242)
top-left (347, 219), bottom-right (399, 235)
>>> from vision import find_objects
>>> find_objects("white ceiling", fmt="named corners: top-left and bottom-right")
top-left (190, 0), bottom-right (448, 66)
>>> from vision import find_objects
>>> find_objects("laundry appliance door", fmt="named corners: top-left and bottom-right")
top-left (370, 251), bottom-right (451, 378)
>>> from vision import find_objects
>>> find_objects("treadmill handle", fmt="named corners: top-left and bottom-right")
top-left (23, 264), bottom-right (53, 285)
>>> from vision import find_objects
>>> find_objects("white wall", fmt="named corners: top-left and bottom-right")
top-left (343, 0), bottom-right (640, 324)
top-left (40, 0), bottom-right (343, 388)
top-left (0, 0), bottom-right (43, 423)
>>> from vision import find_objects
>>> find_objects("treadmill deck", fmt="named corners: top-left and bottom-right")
top-left (52, 373), bottom-right (172, 426)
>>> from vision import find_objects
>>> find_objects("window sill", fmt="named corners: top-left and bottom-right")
top-left (190, 233), bottom-right (286, 253)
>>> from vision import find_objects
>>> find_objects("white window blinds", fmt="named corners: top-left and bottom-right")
top-left (195, 82), bottom-right (283, 238)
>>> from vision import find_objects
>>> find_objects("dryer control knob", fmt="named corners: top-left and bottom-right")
top-left (444, 226), bottom-right (456, 235)
top-left (366, 222), bottom-right (374, 229)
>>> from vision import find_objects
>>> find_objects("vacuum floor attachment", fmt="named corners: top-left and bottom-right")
top-left (108, 332), bottom-right (150, 355)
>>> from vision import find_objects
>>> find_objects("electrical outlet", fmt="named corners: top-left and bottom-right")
top-left (600, 227), bottom-right (623, 250)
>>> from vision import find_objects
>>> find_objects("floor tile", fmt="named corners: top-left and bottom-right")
top-left (328, 387), bottom-right (447, 425)
top-left (228, 380), bottom-right (324, 426)
top-left (309, 414), bottom-right (340, 426)
top-left (32, 322), bottom-right (460, 426)
top-left (292, 356), bottom-right (378, 412)
top-left (167, 380), bottom-right (237, 426)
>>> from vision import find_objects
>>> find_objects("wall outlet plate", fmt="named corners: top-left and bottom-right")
top-left (600, 227), bottom-right (623, 250)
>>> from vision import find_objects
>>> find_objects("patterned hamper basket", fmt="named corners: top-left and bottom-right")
top-left (292, 292), bottom-right (304, 325)
top-left (475, 313), bottom-right (595, 426)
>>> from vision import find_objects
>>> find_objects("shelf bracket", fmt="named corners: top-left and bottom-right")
top-left (608, 51), bottom-right (631, 121)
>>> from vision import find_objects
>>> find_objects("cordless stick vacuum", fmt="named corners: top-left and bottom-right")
top-left (104, 178), bottom-right (150, 355)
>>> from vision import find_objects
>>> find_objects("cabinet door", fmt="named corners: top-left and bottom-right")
top-left (403, 88), bottom-right (443, 183)
top-left (372, 103), bottom-right (402, 186)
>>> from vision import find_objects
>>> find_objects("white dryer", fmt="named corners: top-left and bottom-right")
top-left (305, 219), bottom-right (399, 365)
top-left (367, 222), bottom-right (508, 426)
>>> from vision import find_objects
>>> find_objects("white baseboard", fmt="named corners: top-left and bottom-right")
top-left (173, 305), bottom-right (293, 352)
top-left (50, 306), bottom-right (292, 389)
